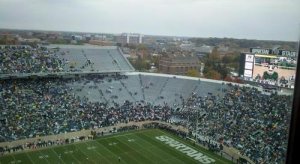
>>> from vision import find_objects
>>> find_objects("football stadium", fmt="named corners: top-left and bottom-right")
top-left (0, 45), bottom-right (293, 163)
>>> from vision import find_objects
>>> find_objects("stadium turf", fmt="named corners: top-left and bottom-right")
top-left (0, 129), bottom-right (232, 164)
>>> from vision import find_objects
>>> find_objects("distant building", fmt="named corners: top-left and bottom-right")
top-left (71, 35), bottom-right (83, 41)
top-left (159, 55), bottom-right (200, 75)
top-left (93, 34), bottom-right (106, 41)
top-left (180, 43), bottom-right (195, 51)
top-left (116, 33), bottom-right (143, 45)
top-left (142, 36), bottom-right (156, 45)
top-left (193, 45), bottom-right (213, 54)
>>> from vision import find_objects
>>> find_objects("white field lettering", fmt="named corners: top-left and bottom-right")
top-left (156, 135), bottom-right (216, 164)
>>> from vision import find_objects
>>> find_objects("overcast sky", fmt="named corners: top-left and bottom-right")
top-left (0, 0), bottom-right (299, 41)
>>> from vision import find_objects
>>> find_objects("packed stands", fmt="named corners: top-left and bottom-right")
top-left (0, 45), bottom-right (134, 77)
top-left (0, 45), bottom-right (293, 163)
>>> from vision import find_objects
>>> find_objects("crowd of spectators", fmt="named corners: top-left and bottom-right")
top-left (0, 75), bottom-right (172, 142)
top-left (0, 74), bottom-right (293, 163)
top-left (0, 45), bottom-right (133, 75)
top-left (0, 45), bottom-right (64, 74)
top-left (173, 83), bottom-right (292, 163)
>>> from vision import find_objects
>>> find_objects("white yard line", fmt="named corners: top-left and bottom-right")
top-left (36, 151), bottom-right (50, 164)
top-left (93, 139), bottom-right (132, 164)
top-left (117, 135), bottom-right (153, 163)
top-left (61, 145), bottom-right (82, 164)
top-left (25, 152), bottom-right (35, 164)
top-left (50, 148), bottom-right (66, 164)
top-left (122, 135), bottom-right (162, 162)
top-left (83, 142), bottom-right (109, 164)
top-left (74, 143), bottom-right (97, 164)
top-left (11, 154), bottom-right (18, 164)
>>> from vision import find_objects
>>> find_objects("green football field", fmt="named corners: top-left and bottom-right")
top-left (0, 129), bottom-right (232, 164)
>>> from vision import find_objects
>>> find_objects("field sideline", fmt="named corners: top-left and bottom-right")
top-left (0, 129), bottom-right (232, 164)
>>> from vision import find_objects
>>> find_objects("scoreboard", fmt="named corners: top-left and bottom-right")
top-left (239, 47), bottom-right (297, 86)
top-left (239, 53), bottom-right (255, 78)
top-left (250, 48), bottom-right (297, 57)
